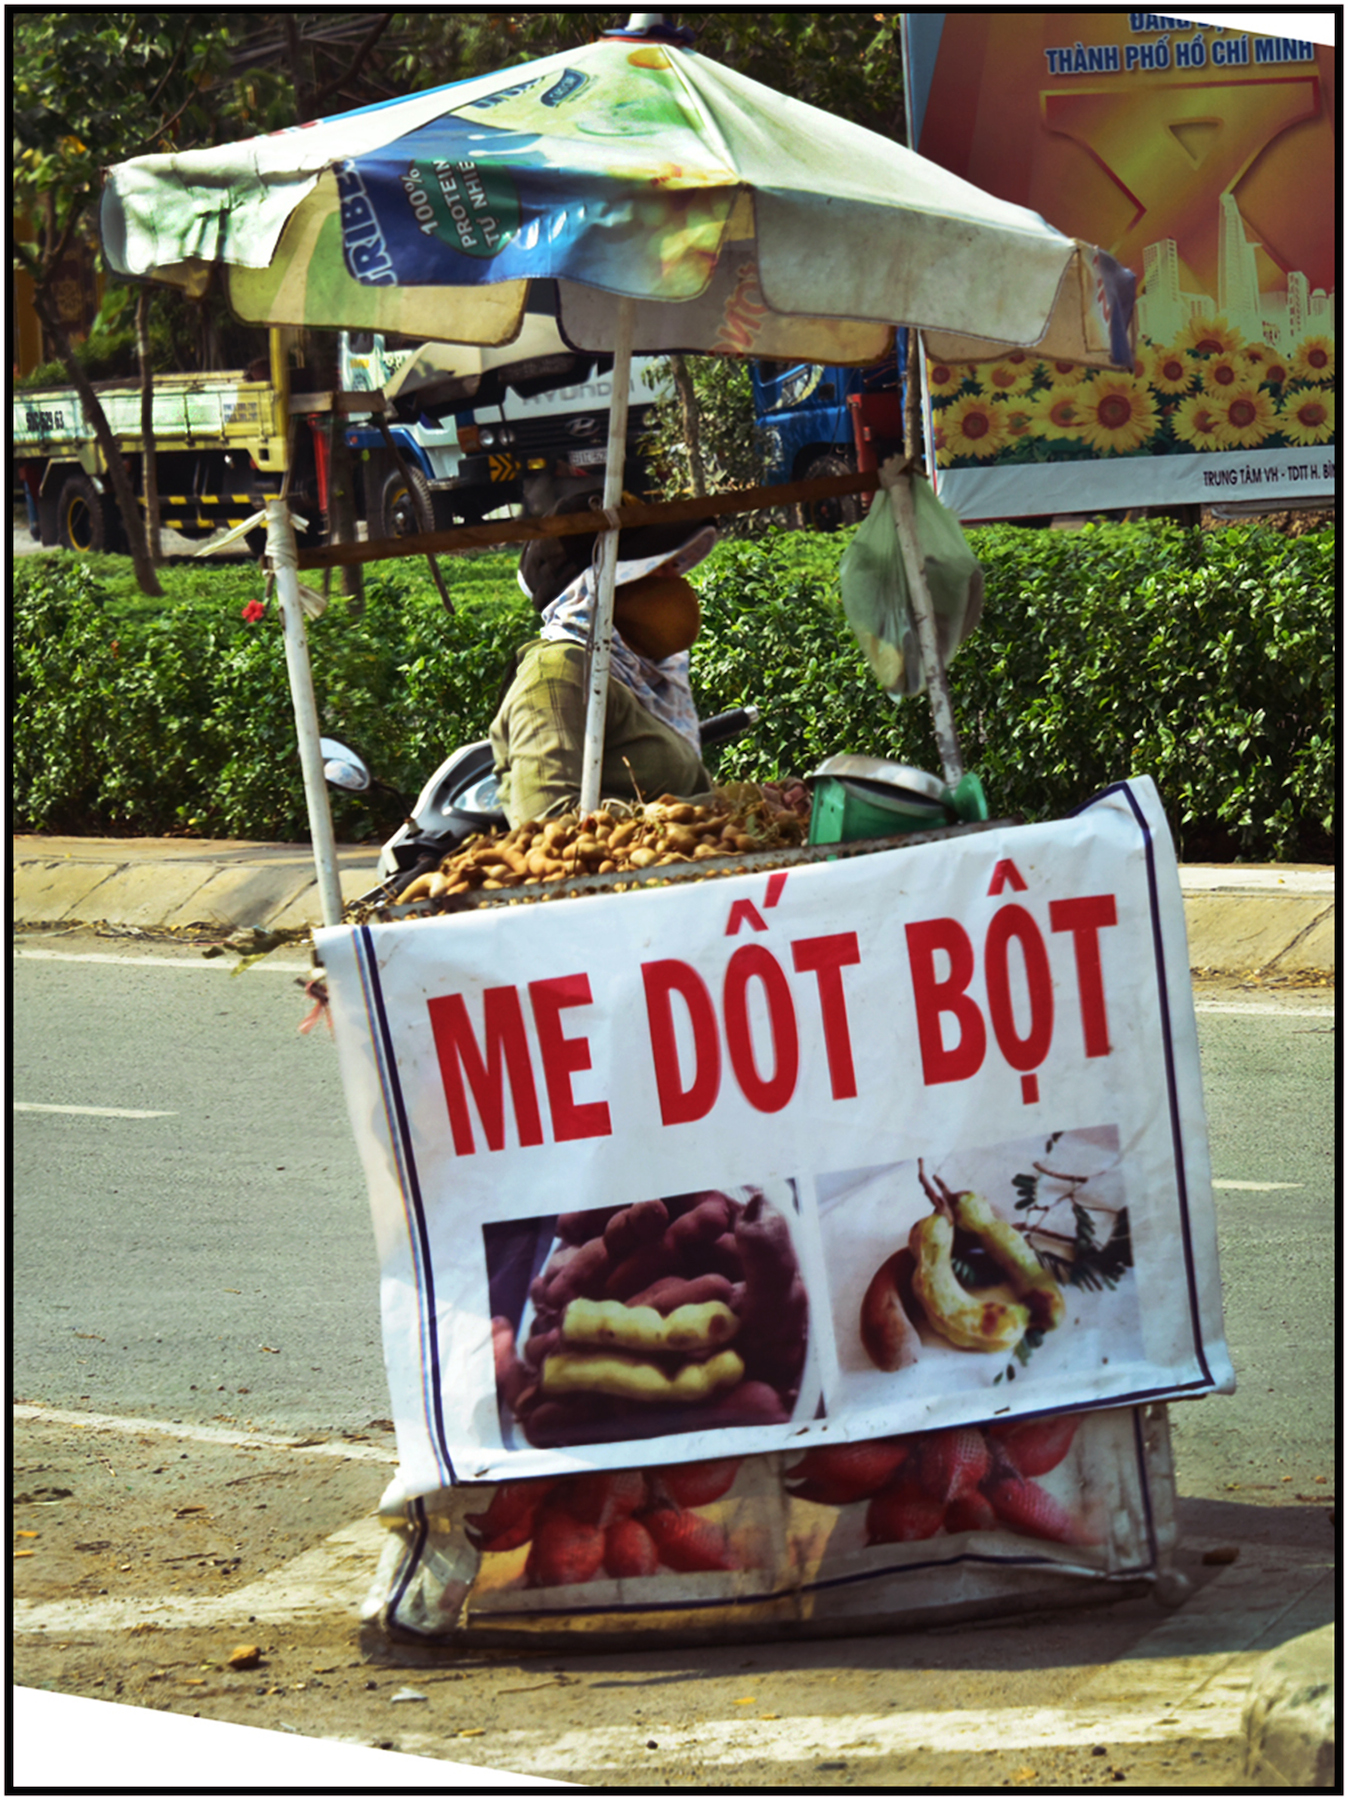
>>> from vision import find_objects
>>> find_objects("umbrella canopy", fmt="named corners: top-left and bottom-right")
top-left (102, 25), bottom-right (1134, 370)
top-left (100, 18), bottom-right (1137, 911)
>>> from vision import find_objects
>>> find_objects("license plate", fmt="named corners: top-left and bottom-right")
top-left (567, 447), bottom-right (607, 466)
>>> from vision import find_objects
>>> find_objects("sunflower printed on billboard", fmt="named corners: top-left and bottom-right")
top-left (905, 13), bottom-right (1336, 519)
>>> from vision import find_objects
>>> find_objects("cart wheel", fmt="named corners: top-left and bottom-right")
top-left (381, 466), bottom-right (433, 538)
top-left (56, 473), bottom-right (117, 553)
top-left (796, 452), bottom-right (862, 533)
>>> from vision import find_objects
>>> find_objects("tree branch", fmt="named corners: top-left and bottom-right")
top-left (310, 11), bottom-right (394, 111)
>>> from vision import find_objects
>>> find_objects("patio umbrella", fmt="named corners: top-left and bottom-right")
top-left (102, 15), bottom-right (1136, 917)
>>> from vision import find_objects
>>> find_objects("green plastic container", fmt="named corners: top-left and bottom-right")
top-left (805, 757), bottom-right (989, 846)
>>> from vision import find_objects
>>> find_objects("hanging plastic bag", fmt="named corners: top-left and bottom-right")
top-left (839, 474), bottom-right (984, 699)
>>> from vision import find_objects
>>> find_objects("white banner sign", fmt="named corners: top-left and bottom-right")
top-left (317, 777), bottom-right (1231, 1503)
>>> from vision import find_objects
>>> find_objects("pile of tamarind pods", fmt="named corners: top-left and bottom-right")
top-left (493, 1188), bottom-right (810, 1450)
top-left (398, 787), bottom-right (809, 907)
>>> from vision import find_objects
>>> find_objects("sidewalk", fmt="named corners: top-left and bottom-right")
top-left (10, 835), bottom-right (1337, 978)
top-left (10, 1404), bottom-right (1335, 1787)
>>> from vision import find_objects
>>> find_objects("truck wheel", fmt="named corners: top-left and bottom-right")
top-left (380, 466), bottom-right (433, 539)
top-left (796, 452), bottom-right (863, 532)
top-left (56, 473), bottom-right (116, 553)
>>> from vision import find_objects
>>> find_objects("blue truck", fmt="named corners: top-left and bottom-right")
top-left (751, 332), bottom-right (909, 529)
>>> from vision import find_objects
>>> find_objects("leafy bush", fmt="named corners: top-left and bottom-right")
top-left (12, 518), bottom-right (1336, 860)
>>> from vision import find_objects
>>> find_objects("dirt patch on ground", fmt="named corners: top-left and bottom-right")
top-left (13, 1409), bottom-right (1332, 1786)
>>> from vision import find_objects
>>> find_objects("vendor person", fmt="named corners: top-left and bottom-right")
top-left (490, 494), bottom-right (718, 826)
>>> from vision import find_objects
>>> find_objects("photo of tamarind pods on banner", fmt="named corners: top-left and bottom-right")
top-left (485, 1183), bottom-right (815, 1450)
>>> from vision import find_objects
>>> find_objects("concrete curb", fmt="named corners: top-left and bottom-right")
top-left (11, 837), bottom-right (1336, 977)
top-left (1241, 1623), bottom-right (1336, 1787)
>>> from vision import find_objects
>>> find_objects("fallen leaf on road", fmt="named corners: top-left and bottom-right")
top-left (174, 1506), bottom-right (208, 1517)
top-left (227, 1645), bottom-right (261, 1669)
top-left (1202, 1545), bottom-right (1239, 1564)
top-left (259, 1345), bottom-right (281, 1354)
top-left (389, 1688), bottom-right (429, 1704)
top-left (458, 1728), bottom-right (486, 1737)
top-left (15, 1531), bottom-right (39, 1539)
top-left (13, 1550), bottom-right (35, 1559)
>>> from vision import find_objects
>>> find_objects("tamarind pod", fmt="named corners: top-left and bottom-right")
top-left (860, 1251), bottom-right (922, 1372)
top-left (522, 1326), bottom-right (561, 1370)
top-left (543, 1234), bottom-right (612, 1307)
top-left (702, 1380), bottom-right (790, 1426)
top-left (521, 1380), bottom-right (786, 1446)
top-left (628, 847), bottom-right (659, 868)
top-left (561, 1296), bottom-right (740, 1354)
top-left (909, 1214), bottom-right (1031, 1354)
top-left (602, 1241), bottom-right (670, 1301)
top-left (664, 1195), bottom-right (734, 1264)
top-left (541, 1347), bottom-right (745, 1405)
top-left (491, 1315), bottom-right (531, 1412)
top-left (399, 873), bottom-right (436, 903)
top-left (627, 1272), bottom-right (735, 1315)
top-left (607, 820), bottom-right (639, 849)
top-left (703, 1233), bottom-right (744, 1280)
top-left (952, 1190), bottom-right (1066, 1331)
top-left (602, 1198), bottom-right (670, 1265)
top-left (557, 1207), bottom-right (620, 1246)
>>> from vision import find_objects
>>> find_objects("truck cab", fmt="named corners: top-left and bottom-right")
top-left (751, 335), bottom-right (908, 529)
top-left (340, 328), bottom-right (670, 538)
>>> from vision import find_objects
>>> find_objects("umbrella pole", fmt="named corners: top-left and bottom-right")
top-left (267, 498), bottom-right (345, 927)
top-left (578, 295), bottom-right (637, 817)
top-left (881, 460), bottom-right (966, 788)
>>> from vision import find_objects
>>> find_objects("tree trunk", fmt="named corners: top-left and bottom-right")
top-left (669, 352), bottom-right (707, 498)
top-left (32, 280), bottom-right (163, 597)
top-left (136, 288), bottom-right (162, 564)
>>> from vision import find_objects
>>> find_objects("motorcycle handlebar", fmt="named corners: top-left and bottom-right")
top-left (698, 703), bottom-right (760, 748)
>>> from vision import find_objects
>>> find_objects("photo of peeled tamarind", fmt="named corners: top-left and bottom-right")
top-left (490, 1185), bottom-right (810, 1450)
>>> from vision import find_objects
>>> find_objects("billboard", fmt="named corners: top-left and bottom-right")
top-left (905, 12), bottom-right (1336, 519)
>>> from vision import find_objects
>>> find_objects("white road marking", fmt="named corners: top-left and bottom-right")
top-left (14, 949), bottom-right (312, 972)
top-left (13, 1514), bottom-right (390, 1636)
top-left (396, 1693), bottom-right (1251, 1775)
top-left (14, 1102), bottom-right (176, 1118)
top-left (1193, 1000), bottom-right (1333, 1017)
top-left (1212, 1179), bottom-right (1304, 1191)
top-left (12, 1402), bottom-right (397, 1463)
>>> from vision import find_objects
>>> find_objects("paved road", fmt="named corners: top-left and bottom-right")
top-left (12, 935), bottom-right (1335, 1498)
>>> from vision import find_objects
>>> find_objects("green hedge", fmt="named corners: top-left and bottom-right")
top-left (11, 517), bottom-right (1336, 860)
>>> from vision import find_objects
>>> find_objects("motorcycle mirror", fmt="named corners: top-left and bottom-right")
top-left (319, 738), bottom-right (371, 792)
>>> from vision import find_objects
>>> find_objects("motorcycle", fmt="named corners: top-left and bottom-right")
top-left (321, 703), bottom-right (761, 896)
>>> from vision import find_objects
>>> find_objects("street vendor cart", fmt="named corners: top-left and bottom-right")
top-left (102, 14), bottom-right (1230, 1647)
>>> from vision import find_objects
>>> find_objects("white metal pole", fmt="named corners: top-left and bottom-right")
top-left (882, 458), bottom-right (966, 788)
top-left (268, 498), bottom-right (345, 927)
top-left (578, 295), bottom-right (637, 817)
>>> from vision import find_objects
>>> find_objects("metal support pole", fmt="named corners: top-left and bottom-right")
top-left (268, 497), bottom-right (345, 927)
top-left (882, 458), bottom-right (966, 788)
top-left (579, 295), bottom-right (637, 817)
